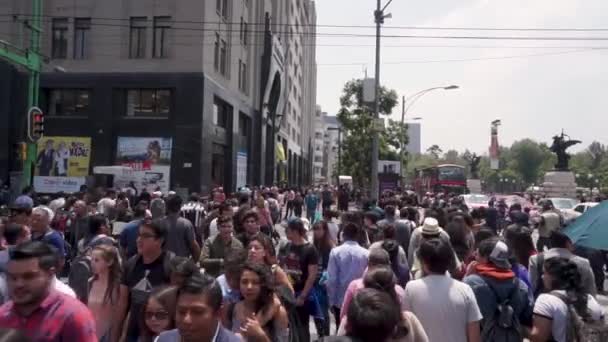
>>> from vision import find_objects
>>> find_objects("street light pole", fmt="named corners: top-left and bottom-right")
top-left (399, 85), bottom-right (459, 181)
top-left (371, 0), bottom-right (383, 201)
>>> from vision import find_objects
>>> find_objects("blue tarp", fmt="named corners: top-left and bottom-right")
top-left (563, 200), bottom-right (608, 250)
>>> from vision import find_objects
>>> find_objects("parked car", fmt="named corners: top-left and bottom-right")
top-left (572, 202), bottom-right (599, 214)
top-left (462, 194), bottom-right (490, 210)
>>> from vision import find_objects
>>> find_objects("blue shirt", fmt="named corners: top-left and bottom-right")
top-left (216, 274), bottom-right (241, 304)
top-left (326, 240), bottom-right (369, 307)
top-left (305, 194), bottom-right (319, 209)
top-left (34, 229), bottom-right (65, 257)
top-left (119, 219), bottom-right (143, 258)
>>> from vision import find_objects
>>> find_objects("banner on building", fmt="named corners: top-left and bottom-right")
top-left (236, 152), bottom-right (248, 190)
top-left (116, 137), bottom-right (172, 193)
top-left (378, 160), bottom-right (400, 175)
top-left (33, 136), bottom-right (91, 193)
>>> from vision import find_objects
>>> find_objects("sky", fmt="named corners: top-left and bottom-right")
top-left (314, 0), bottom-right (608, 155)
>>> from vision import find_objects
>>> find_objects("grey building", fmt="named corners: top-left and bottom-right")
top-left (322, 115), bottom-right (340, 184)
top-left (0, 0), bottom-right (317, 193)
top-left (406, 122), bottom-right (421, 155)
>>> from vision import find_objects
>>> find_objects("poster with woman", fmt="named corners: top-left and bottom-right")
top-left (33, 136), bottom-right (91, 193)
top-left (116, 137), bottom-right (173, 193)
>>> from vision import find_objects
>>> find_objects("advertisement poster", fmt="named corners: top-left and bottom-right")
top-left (378, 160), bottom-right (400, 175)
top-left (116, 137), bottom-right (172, 193)
top-left (33, 136), bottom-right (91, 193)
top-left (236, 152), bottom-right (248, 190)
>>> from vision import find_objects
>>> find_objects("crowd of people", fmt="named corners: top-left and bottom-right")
top-left (0, 185), bottom-right (606, 342)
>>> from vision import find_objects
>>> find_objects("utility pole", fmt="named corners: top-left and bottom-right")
top-left (371, 0), bottom-right (382, 201)
top-left (0, 0), bottom-right (44, 190)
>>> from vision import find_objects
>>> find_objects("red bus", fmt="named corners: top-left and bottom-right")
top-left (414, 164), bottom-right (467, 195)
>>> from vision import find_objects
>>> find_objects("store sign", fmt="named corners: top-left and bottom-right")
top-left (33, 136), bottom-right (91, 193)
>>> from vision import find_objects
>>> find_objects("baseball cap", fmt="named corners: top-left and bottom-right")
top-left (489, 240), bottom-right (512, 270)
top-left (10, 195), bottom-right (34, 211)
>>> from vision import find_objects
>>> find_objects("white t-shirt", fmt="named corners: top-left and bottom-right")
top-left (209, 218), bottom-right (219, 240)
top-left (534, 291), bottom-right (605, 342)
top-left (327, 221), bottom-right (339, 244)
top-left (54, 277), bottom-right (77, 298)
top-left (404, 274), bottom-right (482, 342)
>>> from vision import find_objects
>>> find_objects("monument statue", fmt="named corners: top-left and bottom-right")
top-left (469, 153), bottom-right (481, 179)
top-left (550, 131), bottom-right (581, 171)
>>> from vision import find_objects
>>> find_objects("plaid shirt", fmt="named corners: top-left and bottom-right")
top-left (0, 290), bottom-right (97, 342)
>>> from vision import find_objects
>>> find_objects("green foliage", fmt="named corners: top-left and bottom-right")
top-left (336, 79), bottom-right (400, 187)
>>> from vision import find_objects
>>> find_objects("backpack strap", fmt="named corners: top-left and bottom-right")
top-left (534, 253), bottom-right (545, 298)
top-left (481, 276), bottom-right (520, 304)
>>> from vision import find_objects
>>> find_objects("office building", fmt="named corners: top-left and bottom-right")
top-left (0, 0), bottom-right (317, 193)
top-left (406, 122), bottom-right (421, 155)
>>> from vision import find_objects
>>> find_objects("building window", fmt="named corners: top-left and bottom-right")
top-left (216, 0), bottom-right (229, 19)
top-left (238, 60), bottom-right (248, 94)
top-left (46, 89), bottom-right (91, 116)
top-left (126, 89), bottom-right (170, 117)
top-left (214, 33), bottom-right (220, 71)
top-left (73, 18), bottom-right (91, 59)
top-left (51, 18), bottom-right (68, 59)
top-left (239, 17), bottom-right (248, 45)
top-left (129, 17), bottom-right (147, 59)
top-left (153, 16), bottom-right (171, 58)
top-left (219, 39), bottom-right (228, 76)
top-left (213, 97), bottom-right (230, 129)
top-left (239, 112), bottom-right (250, 137)
top-left (314, 156), bottom-right (323, 163)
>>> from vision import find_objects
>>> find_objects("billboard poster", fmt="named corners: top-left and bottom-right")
top-left (116, 137), bottom-right (172, 193)
top-left (236, 152), bottom-right (247, 190)
top-left (33, 136), bottom-right (91, 193)
top-left (378, 160), bottom-right (400, 175)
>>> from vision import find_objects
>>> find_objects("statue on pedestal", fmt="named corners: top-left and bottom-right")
top-left (469, 153), bottom-right (481, 179)
top-left (550, 131), bottom-right (581, 171)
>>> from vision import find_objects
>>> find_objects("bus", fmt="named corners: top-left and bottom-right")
top-left (413, 164), bottom-right (467, 195)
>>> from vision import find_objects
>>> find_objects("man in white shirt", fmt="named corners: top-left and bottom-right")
top-left (404, 238), bottom-right (482, 342)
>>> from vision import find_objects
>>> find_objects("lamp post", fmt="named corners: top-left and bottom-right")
top-left (399, 85), bottom-right (458, 181)
top-left (327, 127), bottom-right (342, 186)
top-left (371, 0), bottom-right (395, 201)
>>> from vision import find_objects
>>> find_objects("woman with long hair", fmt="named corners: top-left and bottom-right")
top-left (338, 267), bottom-right (429, 342)
top-left (87, 245), bottom-right (122, 342)
top-left (247, 234), bottom-right (293, 294)
top-left (312, 221), bottom-right (335, 337)
top-left (530, 258), bottom-right (604, 342)
top-left (139, 286), bottom-right (178, 342)
top-left (228, 262), bottom-right (289, 342)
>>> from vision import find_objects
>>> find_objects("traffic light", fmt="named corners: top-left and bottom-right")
top-left (27, 106), bottom-right (44, 142)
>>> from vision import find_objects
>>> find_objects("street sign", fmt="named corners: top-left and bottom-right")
top-left (27, 106), bottom-right (44, 142)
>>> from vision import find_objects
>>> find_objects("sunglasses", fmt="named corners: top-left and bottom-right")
top-left (145, 311), bottom-right (170, 320)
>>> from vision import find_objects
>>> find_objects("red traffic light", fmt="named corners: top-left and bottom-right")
top-left (27, 107), bottom-right (44, 142)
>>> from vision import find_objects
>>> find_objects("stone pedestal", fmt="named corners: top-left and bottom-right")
top-left (467, 179), bottom-right (482, 194)
top-left (543, 171), bottom-right (577, 198)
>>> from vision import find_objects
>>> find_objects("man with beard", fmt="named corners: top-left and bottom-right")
top-left (0, 241), bottom-right (97, 341)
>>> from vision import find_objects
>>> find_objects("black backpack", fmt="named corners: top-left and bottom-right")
top-left (480, 277), bottom-right (524, 342)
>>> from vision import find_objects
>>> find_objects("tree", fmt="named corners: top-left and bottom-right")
top-left (426, 145), bottom-right (443, 159)
top-left (336, 79), bottom-right (399, 187)
top-left (587, 141), bottom-right (606, 170)
top-left (508, 139), bottom-right (552, 185)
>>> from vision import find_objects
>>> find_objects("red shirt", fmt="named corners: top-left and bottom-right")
top-left (0, 290), bottom-right (97, 342)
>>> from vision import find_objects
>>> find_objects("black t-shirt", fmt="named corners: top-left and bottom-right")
top-left (279, 242), bottom-right (319, 292)
top-left (322, 191), bottom-right (333, 203)
top-left (122, 252), bottom-right (172, 341)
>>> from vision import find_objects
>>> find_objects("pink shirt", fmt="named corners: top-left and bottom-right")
top-left (339, 277), bottom-right (407, 320)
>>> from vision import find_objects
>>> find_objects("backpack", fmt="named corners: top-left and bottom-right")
top-left (549, 292), bottom-right (608, 342)
top-left (480, 277), bottom-right (524, 342)
top-left (68, 254), bottom-right (92, 304)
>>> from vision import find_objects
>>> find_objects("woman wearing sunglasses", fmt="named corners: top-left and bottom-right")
top-left (139, 286), bottom-right (178, 342)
